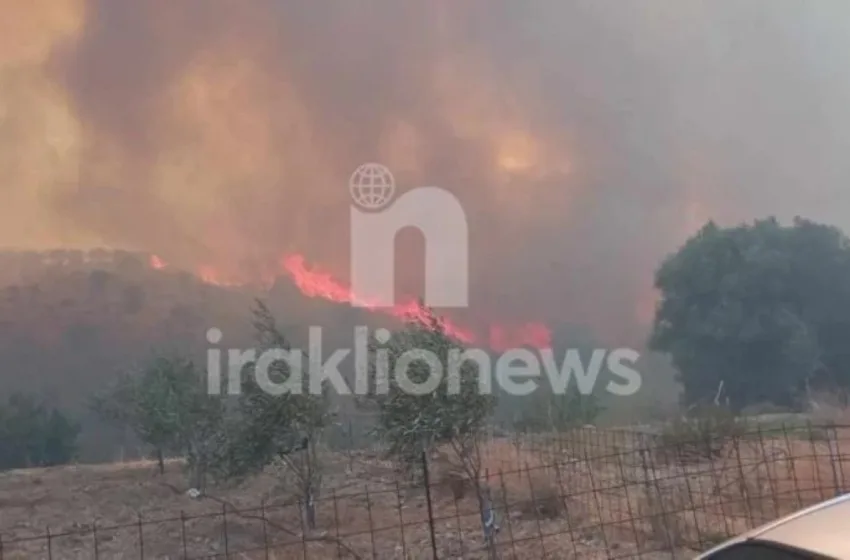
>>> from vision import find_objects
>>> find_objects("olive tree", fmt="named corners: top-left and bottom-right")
top-left (211, 301), bottom-right (333, 529)
top-left (359, 305), bottom-right (499, 548)
top-left (361, 305), bottom-right (496, 483)
top-left (92, 354), bottom-right (225, 489)
top-left (651, 217), bottom-right (850, 410)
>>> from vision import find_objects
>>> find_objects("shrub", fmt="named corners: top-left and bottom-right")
top-left (512, 386), bottom-right (603, 433)
top-left (657, 404), bottom-right (742, 463)
top-left (0, 393), bottom-right (80, 470)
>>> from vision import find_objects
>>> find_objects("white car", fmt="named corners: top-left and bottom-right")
top-left (696, 493), bottom-right (850, 559)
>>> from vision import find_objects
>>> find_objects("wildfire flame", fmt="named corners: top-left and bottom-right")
top-left (148, 252), bottom-right (552, 350)
top-left (280, 254), bottom-right (552, 350)
top-left (149, 254), bottom-right (166, 270)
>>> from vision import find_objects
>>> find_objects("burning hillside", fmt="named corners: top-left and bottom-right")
top-left (148, 252), bottom-right (551, 350)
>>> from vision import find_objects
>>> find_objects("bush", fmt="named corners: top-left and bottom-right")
top-left (523, 475), bottom-right (564, 519)
top-left (657, 404), bottom-right (742, 463)
top-left (0, 393), bottom-right (80, 470)
top-left (512, 386), bottom-right (603, 433)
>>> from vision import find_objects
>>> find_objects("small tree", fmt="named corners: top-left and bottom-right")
top-left (176, 369), bottom-right (227, 492)
top-left (363, 304), bottom-right (497, 493)
top-left (92, 355), bottom-right (224, 487)
top-left (362, 305), bottom-right (498, 549)
top-left (93, 358), bottom-right (179, 473)
top-left (212, 301), bottom-right (333, 529)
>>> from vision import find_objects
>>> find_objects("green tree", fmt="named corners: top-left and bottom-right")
top-left (92, 355), bottom-right (224, 486)
top-left (650, 217), bottom-right (850, 410)
top-left (212, 301), bottom-right (333, 529)
top-left (362, 305), bottom-right (496, 478)
top-left (360, 305), bottom-right (498, 548)
top-left (0, 393), bottom-right (80, 470)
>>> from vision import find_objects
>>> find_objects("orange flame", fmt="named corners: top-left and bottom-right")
top-left (149, 254), bottom-right (167, 270)
top-left (148, 250), bottom-right (552, 349)
top-left (281, 254), bottom-right (551, 350)
top-left (196, 264), bottom-right (247, 288)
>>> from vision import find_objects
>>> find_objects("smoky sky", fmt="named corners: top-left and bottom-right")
top-left (3, 0), bottom-right (850, 345)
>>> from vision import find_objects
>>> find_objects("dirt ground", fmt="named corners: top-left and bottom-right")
top-left (0, 428), bottom-right (846, 559)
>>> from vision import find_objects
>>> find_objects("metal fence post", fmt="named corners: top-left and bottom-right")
top-left (222, 503), bottom-right (230, 557)
top-left (261, 500), bottom-right (270, 560)
top-left (826, 425), bottom-right (843, 496)
top-left (138, 513), bottom-right (144, 559)
top-left (421, 450), bottom-right (438, 559)
top-left (180, 511), bottom-right (188, 558)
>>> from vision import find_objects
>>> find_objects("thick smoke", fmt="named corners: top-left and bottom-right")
top-left (2, 0), bottom-right (850, 344)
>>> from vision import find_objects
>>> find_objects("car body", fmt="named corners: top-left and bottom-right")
top-left (696, 493), bottom-right (850, 559)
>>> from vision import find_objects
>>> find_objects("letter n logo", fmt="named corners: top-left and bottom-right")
top-left (349, 163), bottom-right (468, 308)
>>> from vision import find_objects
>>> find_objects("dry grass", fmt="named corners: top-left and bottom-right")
top-left (0, 426), bottom-right (847, 559)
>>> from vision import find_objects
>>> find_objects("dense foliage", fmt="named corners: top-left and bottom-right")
top-left (210, 301), bottom-right (333, 529)
top-left (91, 355), bottom-right (225, 484)
top-left (0, 393), bottom-right (80, 470)
top-left (361, 305), bottom-right (497, 472)
top-left (650, 217), bottom-right (850, 410)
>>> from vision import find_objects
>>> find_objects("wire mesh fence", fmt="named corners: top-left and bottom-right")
top-left (2, 421), bottom-right (848, 559)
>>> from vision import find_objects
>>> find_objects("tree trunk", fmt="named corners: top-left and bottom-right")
top-left (304, 487), bottom-right (316, 529)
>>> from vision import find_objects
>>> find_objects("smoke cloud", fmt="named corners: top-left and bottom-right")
top-left (2, 0), bottom-right (850, 344)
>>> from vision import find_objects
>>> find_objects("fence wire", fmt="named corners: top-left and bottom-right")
top-left (1, 422), bottom-right (848, 559)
